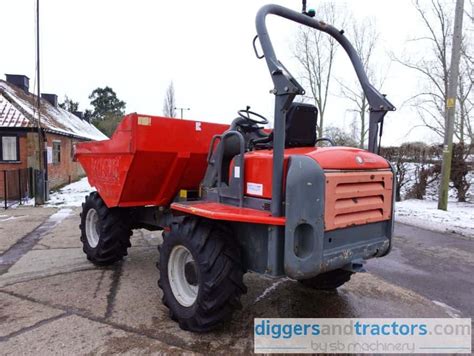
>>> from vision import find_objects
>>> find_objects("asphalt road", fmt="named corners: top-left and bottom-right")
top-left (367, 222), bottom-right (474, 317)
top-left (0, 207), bottom-right (472, 354)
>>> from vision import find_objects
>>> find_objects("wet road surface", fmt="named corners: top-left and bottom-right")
top-left (367, 222), bottom-right (474, 317)
top-left (0, 207), bottom-right (471, 353)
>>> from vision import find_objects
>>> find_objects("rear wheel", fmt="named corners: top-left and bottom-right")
top-left (158, 217), bottom-right (246, 332)
top-left (79, 192), bottom-right (132, 265)
top-left (298, 269), bottom-right (353, 290)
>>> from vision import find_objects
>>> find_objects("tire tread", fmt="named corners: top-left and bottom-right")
top-left (158, 217), bottom-right (246, 332)
top-left (79, 192), bottom-right (132, 266)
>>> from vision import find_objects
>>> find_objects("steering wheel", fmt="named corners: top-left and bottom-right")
top-left (315, 137), bottom-right (336, 146)
top-left (237, 106), bottom-right (269, 125)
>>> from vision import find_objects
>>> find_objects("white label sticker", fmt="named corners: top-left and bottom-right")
top-left (234, 166), bottom-right (240, 178)
top-left (138, 116), bottom-right (151, 126)
top-left (247, 182), bottom-right (263, 196)
top-left (47, 146), bottom-right (53, 164)
top-left (195, 122), bottom-right (202, 131)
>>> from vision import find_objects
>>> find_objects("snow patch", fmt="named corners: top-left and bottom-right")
top-left (2, 178), bottom-right (93, 209)
top-left (254, 278), bottom-right (290, 303)
top-left (0, 216), bottom-right (21, 222)
top-left (49, 208), bottom-right (73, 222)
top-left (46, 178), bottom-right (94, 208)
top-left (396, 200), bottom-right (474, 238)
top-left (432, 300), bottom-right (462, 318)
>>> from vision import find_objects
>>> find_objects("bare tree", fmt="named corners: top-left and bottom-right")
top-left (392, 0), bottom-right (472, 146)
top-left (391, 0), bottom-right (472, 202)
top-left (163, 82), bottom-right (176, 118)
top-left (457, 49), bottom-right (474, 144)
top-left (338, 18), bottom-right (381, 148)
top-left (465, 0), bottom-right (474, 22)
top-left (324, 126), bottom-right (358, 147)
top-left (380, 145), bottom-right (411, 202)
top-left (293, 2), bottom-right (346, 137)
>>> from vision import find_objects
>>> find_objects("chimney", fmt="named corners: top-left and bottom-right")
top-left (41, 93), bottom-right (58, 107)
top-left (73, 111), bottom-right (84, 120)
top-left (5, 74), bottom-right (30, 93)
top-left (80, 112), bottom-right (91, 123)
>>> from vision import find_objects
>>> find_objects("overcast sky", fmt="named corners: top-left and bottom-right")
top-left (0, 0), bottom-right (469, 145)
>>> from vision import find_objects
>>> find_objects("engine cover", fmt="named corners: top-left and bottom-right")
top-left (243, 147), bottom-right (390, 199)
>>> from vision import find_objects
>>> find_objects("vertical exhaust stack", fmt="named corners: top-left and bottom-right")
top-left (41, 93), bottom-right (58, 107)
top-left (5, 74), bottom-right (30, 93)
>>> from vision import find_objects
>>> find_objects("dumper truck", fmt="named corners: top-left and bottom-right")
top-left (76, 3), bottom-right (396, 332)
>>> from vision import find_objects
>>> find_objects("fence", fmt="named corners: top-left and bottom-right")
top-left (0, 168), bottom-right (31, 209)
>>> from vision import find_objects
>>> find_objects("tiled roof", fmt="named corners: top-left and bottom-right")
top-left (0, 94), bottom-right (29, 128)
top-left (0, 80), bottom-right (107, 141)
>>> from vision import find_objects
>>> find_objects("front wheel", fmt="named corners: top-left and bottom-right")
top-left (158, 218), bottom-right (246, 332)
top-left (79, 192), bottom-right (132, 265)
top-left (298, 269), bottom-right (353, 290)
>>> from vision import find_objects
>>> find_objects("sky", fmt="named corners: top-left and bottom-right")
top-left (0, 0), bottom-right (469, 146)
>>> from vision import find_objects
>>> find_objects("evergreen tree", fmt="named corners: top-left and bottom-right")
top-left (88, 87), bottom-right (126, 137)
top-left (88, 86), bottom-right (126, 122)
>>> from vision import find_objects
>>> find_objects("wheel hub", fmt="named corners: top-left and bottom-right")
top-left (184, 261), bottom-right (198, 286)
top-left (168, 245), bottom-right (199, 307)
top-left (85, 208), bottom-right (100, 248)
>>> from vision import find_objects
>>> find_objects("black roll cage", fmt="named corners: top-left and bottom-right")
top-left (255, 4), bottom-right (395, 217)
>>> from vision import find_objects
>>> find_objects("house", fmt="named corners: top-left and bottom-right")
top-left (0, 74), bottom-right (107, 201)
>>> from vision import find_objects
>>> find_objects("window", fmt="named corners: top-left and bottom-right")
top-left (1, 136), bottom-right (19, 161)
top-left (53, 141), bottom-right (61, 165)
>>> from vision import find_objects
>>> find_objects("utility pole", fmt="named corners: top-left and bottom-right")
top-left (174, 107), bottom-right (190, 119)
top-left (438, 0), bottom-right (465, 211)
top-left (35, 0), bottom-right (45, 205)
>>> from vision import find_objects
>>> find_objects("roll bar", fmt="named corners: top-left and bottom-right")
top-left (255, 4), bottom-right (395, 217)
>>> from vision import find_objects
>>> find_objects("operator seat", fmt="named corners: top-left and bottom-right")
top-left (252, 103), bottom-right (318, 149)
top-left (285, 103), bottom-right (318, 147)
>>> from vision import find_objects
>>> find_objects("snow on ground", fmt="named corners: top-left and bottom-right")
top-left (394, 162), bottom-right (473, 237)
top-left (0, 215), bottom-right (22, 222)
top-left (46, 177), bottom-right (94, 208)
top-left (396, 200), bottom-right (474, 238)
top-left (1, 177), bottom-right (92, 208)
